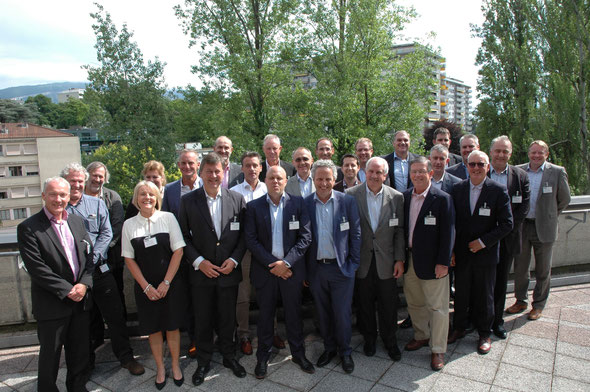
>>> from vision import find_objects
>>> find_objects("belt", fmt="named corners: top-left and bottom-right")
top-left (317, 258), bottom-right (337, 264)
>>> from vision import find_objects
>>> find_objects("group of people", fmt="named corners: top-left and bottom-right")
top-left (17, 128), bottom-right (571, 392)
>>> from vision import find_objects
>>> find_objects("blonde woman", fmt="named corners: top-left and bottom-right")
top-left (121, 181), bottom-right (186, 389)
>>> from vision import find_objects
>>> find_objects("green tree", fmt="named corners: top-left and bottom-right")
top-left (0, 99), bottom-right (40, 123)
top-left (25, 95), bottom-right (59, 127)
top-left (55, 98), bottom-right (90, 129)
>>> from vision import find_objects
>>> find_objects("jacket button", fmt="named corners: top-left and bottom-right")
top-left (216, 242), bottom-right (220, 246)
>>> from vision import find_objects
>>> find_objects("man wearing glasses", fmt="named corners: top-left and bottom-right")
top-left (285, 147), bottom-right (316, 198)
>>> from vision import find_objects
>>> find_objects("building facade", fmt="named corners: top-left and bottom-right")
top-left (0, 123), bottom-right (80, 227)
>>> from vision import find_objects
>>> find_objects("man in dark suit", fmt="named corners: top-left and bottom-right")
top-left (334, 154), bottom-right (361, 192)
top-left (448, 150), bottom-right (513, 355)
top-left (245, 166), bottom-right (313, 379)
top-left (162, 149), bottom-right (202, 219)
top-left (429, 145), bottom-right (462, 194)
top-left (214, 136), bottom-right (243, 188)
top-left (403, 157), bottom-right (455, 371)
top-left (18, 177), bottom-right (94, 392)
top-left (507, 140), bottom-right (571, 320)
top-left (432, 127), bottom-right (461, 166)
top-left (259, 134), bottom-right (296, 180)
top-left (179, 152), bottom-right (248, 386)
top-left (305, 160), bottom-right (361, 373)
top-left (346, 157), bottom-right (404, 362)
top-left (487, 136), bottom-right (530, 338)
top-left (446, 134), bottom-right (480, 180)
top-left (382, 130), bottom-right (421, 192)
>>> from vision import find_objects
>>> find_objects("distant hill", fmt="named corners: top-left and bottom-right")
top-left (0, 82), bottom-right (87, 102)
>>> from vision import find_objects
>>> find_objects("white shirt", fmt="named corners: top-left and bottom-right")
top-left (230, 180), bottom-right (267, 203)
top-left (121, 210), bottom-right (185, 259)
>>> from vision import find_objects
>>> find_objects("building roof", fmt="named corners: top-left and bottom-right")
top-left (0, 123), bottom-right (75, 139)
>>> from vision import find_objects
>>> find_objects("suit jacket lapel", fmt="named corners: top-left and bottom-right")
top-left (357, 185), bottom-right (372, 230)
top-left (69, 218), bottom-right (87, 280)
top-left (42, 214), bottom-right (69, 262)
top-left (377, 188), bottom-right (392, 228)
top-left (220, 189), bottom-right (232, 239)
top-left (474, 179), bottom-right (490, 214)
top-left (417, 190), bottom-right (436, 221)
top-left (196, 190), bottom-right (215, 232)
top-left (332, 192), bottom-right (340, 239)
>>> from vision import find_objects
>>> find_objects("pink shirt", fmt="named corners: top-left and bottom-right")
top-left (408, 185), bottom-right (431, 248)
top-left (44, 207), bottom-right (80, 279)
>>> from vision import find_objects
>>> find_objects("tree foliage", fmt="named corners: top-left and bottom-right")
top-left (0, 99), bottom-right (40, 123)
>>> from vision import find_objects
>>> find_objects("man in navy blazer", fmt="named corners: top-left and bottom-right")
top-left (245, 165), bottom-right (313, 379)
top-left (430, 145), bottom-right (462, 194)
top-left (487, 136), bottom-right (530, 338)
top-left (162, 149), bottom-right (202, 219)
top-left (382, 130), bottom-right (421, 191)
top-left (259, 134), bottom-right (296, 181)
top-left (445, 134), bottom-right (480, 180)
top-left (304, 160), bottom-right (361, 374)
top-left (403, 157), bottom-right (455, 371)
top-left (448, 151), bottom-right (513, 355)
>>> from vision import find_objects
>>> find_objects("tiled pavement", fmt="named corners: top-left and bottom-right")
top-left (2, 284), bottom-right (590, 391)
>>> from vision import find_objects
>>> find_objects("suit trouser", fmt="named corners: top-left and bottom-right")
top-left (494, 239), bottom-right (515, 327)
top-left (37, 301), bottom-right (89, 392)
top-left (403, 256), bottom-right (449, 353)
top-left (91, 270), bottom-right (133, 365)
top-left (310, 262), bottom-right (355, 356)
top-left (513, 220), bottom-right (554, 310)
top-left (356, 254), bottom-right (397, 350)
top-left (255, 276), bottom-right (305, 362)
top-left (236, 251), bottom-right (252, 340)
top-left (192, 284), bottom-right (238, 366)
top-left (453, 261), bottom-right (496, 338)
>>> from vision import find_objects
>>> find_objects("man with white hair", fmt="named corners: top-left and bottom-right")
top-left (259, 134), bottom-right (296, 180)
top-left (448, 151), bottom-right (513, 355)
top-left (446, 134), bottom-right (480, 180)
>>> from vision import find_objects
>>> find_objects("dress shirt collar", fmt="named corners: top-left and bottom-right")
top-left (266, 193), bottom-right (285, 207)
top-left (433, 172), bottom-right (445, 184)
top-left (135, 209), bottom-right (161, 224)
top-left (469, 180), bottom-right (484, 191)
top-left (205, 187), bottom-right (222, 201)
top-left (412, 184), bottom-right (431, 199)
top-left (297, 173), bottom-right (311, 183)
top-left (44, 206), bottom-right (68, 222)
top-left (366, 183), bottom-right (384, 197)
top-left (526, 161), bottom-right (546, 173)
top-left (393, 152), bottom-right (408, 161)
top-left (314, 191), bottom-right (334, 205)
top-left (490, 165), bottom-right (508, 175)
top-left (244, 180), bottom-right (264, 192)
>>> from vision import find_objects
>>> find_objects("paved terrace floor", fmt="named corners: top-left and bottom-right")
top-left (1, 284), bottom-right (590, 392)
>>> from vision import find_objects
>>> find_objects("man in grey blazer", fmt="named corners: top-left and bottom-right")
top-left (214, 136), bottom-right (243, 188)
top-left (346, 157), bottom-right (405, 361)
top-left (285, 147), bottom-right (315, 198)
top-left (507, 140), bottom-right (571, 320)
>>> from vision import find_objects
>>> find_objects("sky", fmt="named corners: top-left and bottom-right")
top-left (1, 0), bottom-right (484, 101)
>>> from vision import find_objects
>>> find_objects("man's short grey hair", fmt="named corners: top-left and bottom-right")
top-left (366, 157), bottom-right (389, 175)
top-left (263, 134), bottom-right (281, 146)
top-left (177, 149), bottom-right (199, 163)
top-left (60, 162), bottom-right (88, 181)
top-left (86, 161), bottom-right (110, 183)
top-left (430, 144), bottom-right (449, 156)
top-left (410, 156), bottom-right (432, 172)
top-left (311, 159), bottom-right (337, 179)
top-left (468, 150), bottom-right (489, 164)
top-left (43, 176), bottom-right (70, 193)
top-left (490, 135), bottom-right (512, 152)
top-left (292, 147), bottom-right (312, 160)
top-left (459, 133), bottom-right (479, 146)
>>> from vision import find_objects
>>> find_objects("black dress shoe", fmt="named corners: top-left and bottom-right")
top-left (192, 365), bottom-right (210, 386)
top-left (292, 356), bottom-right (315, 374)
top-left (316, 351), bottom-right (337, 367)
top-left (493, 325), bottom-right (507, 339)
top-left (255, 361), bottom-right (268, 379)
top-left (223, 358), bottom-right (247, 378)
top-left (400, 317), bottom-right (413, 329)
top-left (341, 355), bottom-right (354, 374)
top-left (363, 340), bottom-right (376, 357)
top-left (388, 345), bottom-right (401, 361)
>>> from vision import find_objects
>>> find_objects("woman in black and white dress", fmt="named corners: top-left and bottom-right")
top-left (121, 181), bottom-right (186, 389)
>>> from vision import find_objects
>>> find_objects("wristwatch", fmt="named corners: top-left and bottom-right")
top-left (164, 279), bottom-right (170, 286)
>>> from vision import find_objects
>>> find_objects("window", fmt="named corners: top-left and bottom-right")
top-left (0, 210), bottom-right (10, 221)
top-left (11, 187), bottom-right (25, 198)
top-left (0, 167), bottom-right (5, 177)
top-left (28, 186), bottom-right (41, 197)
top-left (0, 191), bottom-right (7, 199)
top-left (0, 145), bottom-right (3, 156)
top-left (9, 166), bottom-right (23, 177)
top-left (25, 165), bottom-right (39, 176)
top-left (23, 144), bottom-right (37, 154)
top-left (13, 208), bottom-right (27, 219)
top-left (5, 144), bottom-right (21, 156)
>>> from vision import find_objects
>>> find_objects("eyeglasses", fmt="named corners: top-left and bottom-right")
top-left (468, 162), bottom-right (487, 168)
top-left (295, 157), bottom-right (310, 162)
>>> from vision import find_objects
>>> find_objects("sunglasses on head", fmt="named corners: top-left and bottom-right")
top-left (468, 162), bottom-right (487, 168)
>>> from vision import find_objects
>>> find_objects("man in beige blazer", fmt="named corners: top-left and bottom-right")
top-left (507, 140), bottom-right (571, 320)
top-left (346, 157), bottom-right (405, 361)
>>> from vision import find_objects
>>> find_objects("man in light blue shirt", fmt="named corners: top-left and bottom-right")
top-left (285, 147), bottom-right (315, 197)
top-left (383, 131), bottom-right (421, 192)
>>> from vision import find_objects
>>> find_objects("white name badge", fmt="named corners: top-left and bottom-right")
top-left (99, 263), bottom-right (110, 273)
top-left (543, 186), bottom-right (553, 194)
top-left (340, 221), bottom-right (350, 231)
top-left (512, 195), bottom-right (522, 203)
top-left (230, 222), bottom-right (240, 231)
top-left (144, 236), bottom-right (157, 248)
top-left (389, 218), bottom-right (399, 227)
top-left (424, 217), bottom-right (436, 225)
top-left (479, 207), bottom-right (491, 216)
top-left (289, 221), bottom-right (300, 230)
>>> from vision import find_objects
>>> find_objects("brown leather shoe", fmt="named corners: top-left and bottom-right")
top-left (122, 359), bottom-right (145, 376)
top-left (506, 302), bottom-right (527, 314)
top-left (477, 337), bottom-right (491, 355)
top-left (430, 353), bottom-right (444, 371)
top-left (188, 341), bottom-right (197, 359)
top-left (241, 338), bottom-right (253, 355)
top-left (528, 308), bottom-right (543, 320)
top-left (273, 335), bottom-right (286, 349)
top-left (447, 329), bottom-right (466, 344)
top-left (405, 338), bottom-right (429, 351)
